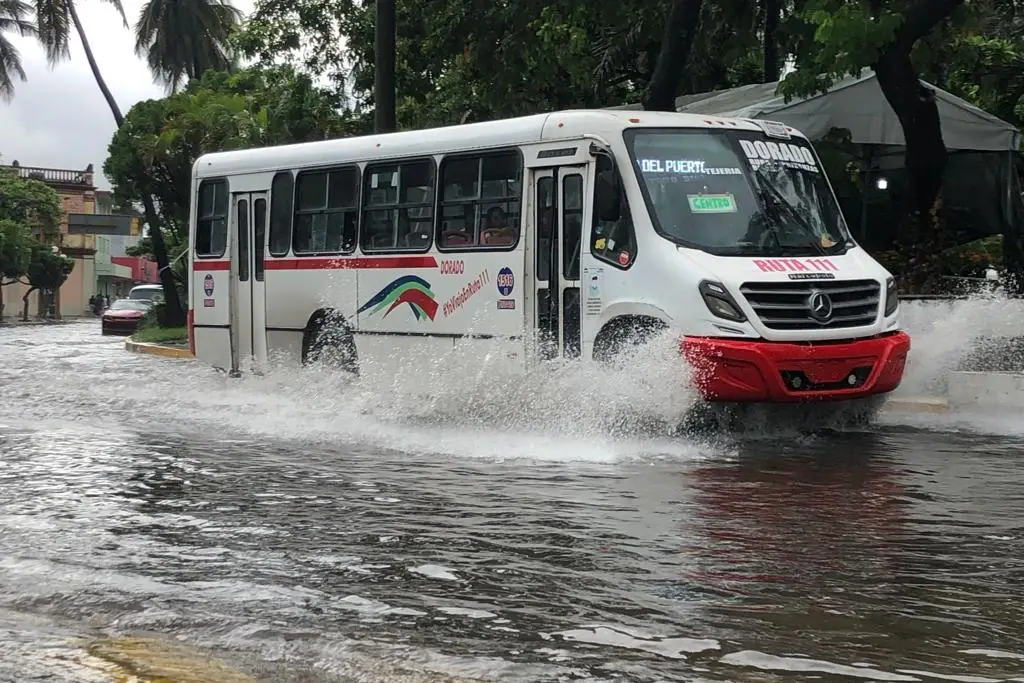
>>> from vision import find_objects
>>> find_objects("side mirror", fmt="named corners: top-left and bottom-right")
top-left (595, 169), bottom-right (621, 222)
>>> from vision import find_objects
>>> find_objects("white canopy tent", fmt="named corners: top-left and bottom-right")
top-left (612, 72), bottom-right (1023, 250)
top-left (612, 71), bottom-right (1020, 153)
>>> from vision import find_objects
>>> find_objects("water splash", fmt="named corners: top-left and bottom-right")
top-left (0, 322), bottom-right (715, 463)
top-left (5, 290), bottom-right (1024, 451)
top-left (895, 293), bottom-right (1024, 398)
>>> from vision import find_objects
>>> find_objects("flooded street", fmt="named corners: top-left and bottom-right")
top-left (1, 320), bottom-right (1023, 682)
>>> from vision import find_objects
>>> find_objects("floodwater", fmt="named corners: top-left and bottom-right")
top-left (1, 320), bottom-right (1023, 682)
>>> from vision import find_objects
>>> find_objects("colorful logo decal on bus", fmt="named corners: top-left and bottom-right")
top-left (358, 275), bottom-right (439, 321)
top-left (203, 274), bottom-right (215, 296)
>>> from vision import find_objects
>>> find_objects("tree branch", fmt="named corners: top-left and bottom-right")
top-left (894, 0), bottom-right (965, 50)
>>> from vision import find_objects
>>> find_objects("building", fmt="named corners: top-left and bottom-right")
top-left (0, 162), bottom-right (157, 319)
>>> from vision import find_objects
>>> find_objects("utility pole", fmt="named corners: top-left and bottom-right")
top-left (374, 0), bottom-right (397, 134)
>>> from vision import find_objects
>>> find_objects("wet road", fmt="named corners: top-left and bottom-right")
top-left (1, 320), bottom-right (1023, 682)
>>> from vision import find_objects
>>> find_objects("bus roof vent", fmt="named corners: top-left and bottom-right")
top-left (751, 119), bottom-right (792, 139)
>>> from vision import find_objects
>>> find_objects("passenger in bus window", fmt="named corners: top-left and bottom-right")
top-left (481, 206), bottom-right (516, 246)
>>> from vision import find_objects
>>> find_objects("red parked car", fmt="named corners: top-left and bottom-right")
top-left (101, 299), bottom-right (153, 336)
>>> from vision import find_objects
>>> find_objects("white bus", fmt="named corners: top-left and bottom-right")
top-left (187, 109), bottom-right (910, 404)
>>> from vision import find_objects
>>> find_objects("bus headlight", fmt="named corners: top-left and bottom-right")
top-left (884, 276), bottom-right (898, 316)
top-left (699, 280), bottom-right (746, 323)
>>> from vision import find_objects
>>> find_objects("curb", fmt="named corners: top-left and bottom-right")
top-left (82, 636), bottom-right (256, 683)
top-left (884, 396), bottom-right (949, 413)
top-left (125, 338), bottom-right (195, 360)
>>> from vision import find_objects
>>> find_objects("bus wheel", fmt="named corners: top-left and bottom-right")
top-left (592, 316), bottom-right (667, 365)
top-left (304, 316), bottom-right (359, 375)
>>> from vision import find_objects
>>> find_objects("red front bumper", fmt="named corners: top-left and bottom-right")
top-left (681, 331), bottom-right (910, 403)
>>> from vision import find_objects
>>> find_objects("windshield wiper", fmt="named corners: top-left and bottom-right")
top-left (751, 170), bottom-right (829, 256)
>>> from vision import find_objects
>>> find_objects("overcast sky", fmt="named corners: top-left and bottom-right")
top-left (0, 0), bottom-right (255, 190)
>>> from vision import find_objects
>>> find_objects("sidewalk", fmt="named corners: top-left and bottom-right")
top-left (124, 337), bottom-right (195, 360)
top-left (0, 317), bottom-right (75, 326)
top-left (883, 396), bottom-right (949, 413)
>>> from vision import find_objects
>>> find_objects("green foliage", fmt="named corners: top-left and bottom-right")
top-left (0, 0), bottom-right (34, 101)
top-left (0, 167), bottom-right (64, 240)
top-left (135, 301), bottom-right (187, 343)
top-left (234, 0), bottom-right (743, 125)
top-left (0, 168), bottom-right (64, 288)
top-left (104, 65), bottom-right (356, 242)
top-left (132, 324), bottom-right (188, 344)
top-left (25, 244), bottom-right (74, 291)
top-left (134, 0), bottom-right (243, 92)
top-left (778, 1), bottom-right (906, 99)
top-left (941, 234), bottom-right (1003, 276)
top-left (139, 300), bottom-right (164, 329)
top-left (0, 218), bottom-right (33, 283)
top-left (942, 35), bottom-right (1024, 143)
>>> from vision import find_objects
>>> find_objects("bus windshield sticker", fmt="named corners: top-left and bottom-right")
top-left (739, 140), bottom-right (819, 173)
top-left (687, 194), bottom-right (737, 214)
top-left (637, 159), bottom-right (742, 176)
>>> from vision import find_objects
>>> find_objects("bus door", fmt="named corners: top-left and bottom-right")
top-left (229, 192), bottom-right (269, 373)
top-left (530, 166), bottom-right (587, 361)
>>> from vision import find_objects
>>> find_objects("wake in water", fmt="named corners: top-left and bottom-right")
top-left (6, 288), bottom-right (1023, 454)
top-left (250, 326), bottom-right (888, 443)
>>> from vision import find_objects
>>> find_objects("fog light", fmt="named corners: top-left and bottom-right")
top-left (791, 376), bottom-right (803, 389)
top-left (847, 373), bottom-right (858, 386)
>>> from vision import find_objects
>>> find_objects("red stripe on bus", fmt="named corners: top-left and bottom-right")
top-left (264, 256), bottom-right (438, 270)
top-left (193, 260), bottom-right (231, 271)
top-left (191, 256), bottom-right (438, 272)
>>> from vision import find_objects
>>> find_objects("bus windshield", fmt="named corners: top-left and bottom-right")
top-left (624, 128), bottom-right (851, 257)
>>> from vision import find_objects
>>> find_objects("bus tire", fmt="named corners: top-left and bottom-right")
top-left (303, 310), bottom-right (359, 376)
top-left (592, 316), bottom-right (668, 364)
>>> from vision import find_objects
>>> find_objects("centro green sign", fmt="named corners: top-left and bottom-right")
top-left (687, 194), bottom-right (737, 213)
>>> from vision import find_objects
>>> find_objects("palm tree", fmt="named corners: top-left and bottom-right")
top-left (134, 0), bottom-right (242, 93)
top-left (33, 0), bottom-right (130, 123)
top-left (0, 0), bottom-right (35, 101)
top-left (30, 0), bottom-right (242, 325)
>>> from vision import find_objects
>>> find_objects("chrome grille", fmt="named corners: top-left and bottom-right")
top-left (739, 279), bottom-right (881, 331)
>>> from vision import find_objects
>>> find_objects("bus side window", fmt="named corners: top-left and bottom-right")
top-left (535, 176), bottom-right (553, 282)
top-left (438, 150), bottom-right (521, 250)
top-left (268, 171), bottom-right (293, 257)
top-left (361, 160), bottom-right (434, 252)
top-left (195, 179), bottom-right (228, 258)
top-left (294, 167), bottom-right (359, 255)
top-left (590, 154), bottom-right (636, 268)
top-left (562, 173), bottom-right (583, 279)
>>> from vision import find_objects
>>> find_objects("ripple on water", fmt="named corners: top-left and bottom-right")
top-left (1, 322), bottom-right (1024, 682)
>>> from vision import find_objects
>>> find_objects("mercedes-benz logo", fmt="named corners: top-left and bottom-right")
top-left (808, 291), bottom-right (833, 322)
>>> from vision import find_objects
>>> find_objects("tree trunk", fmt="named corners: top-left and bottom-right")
top-left (870, 0), bottom-right (965, 294)
top-left (642, 0), bottom-right (705, 111)
top-left (69, 0), bottom-right (187, 327)
top-left (68, 1), bottom-right (124, 127)
top-left (762, 0), bottom-right (779, 82)
top-left (142, 192), bottom-right (187, 326)
top-left (374, 0), bottom-right (397, 132)
top-left (21, 286), bottom-right (36, 322)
